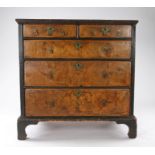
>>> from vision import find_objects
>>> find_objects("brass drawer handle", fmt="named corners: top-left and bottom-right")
top-left (74, 89), bottom-right (82, 97)
top-left (101, 27), bottom-right (111, 35)
top-left (74, 63), bottom-right (84, 70)
top-left (74, 42), bottom-right (82, 49)
top-left (47, 27), bottom-right (55, 35)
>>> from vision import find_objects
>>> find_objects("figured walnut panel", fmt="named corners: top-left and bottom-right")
top-left (80, 25), bottom-right (131, 38)
top-left (23, 24), bottom-right (76, 38)
top-left (24, 40), bottom-right (131, 59)
top-left (24, 61), bottom-right (131, 87)
top-left (25, 89), bottom-right (130, 116)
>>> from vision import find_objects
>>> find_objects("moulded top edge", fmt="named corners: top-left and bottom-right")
top-left (15, 19), bottom-right (138, 25)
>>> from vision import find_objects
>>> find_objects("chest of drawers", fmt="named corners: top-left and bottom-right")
top-left (16, 19), bottom-right (138, 140)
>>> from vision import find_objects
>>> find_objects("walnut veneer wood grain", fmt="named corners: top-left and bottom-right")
top-left (25, 89), bottom-right (130, 116)
top-left (24, 40), bottom-right (131, 59)
top-left (24, 61), bottom-right (131, 87)
top-left (23, 24), bottom-right (76, 38)
top-left (17, 19), bottom-right (138, 140)
top-left (80, 25), bottom-right (131, 38)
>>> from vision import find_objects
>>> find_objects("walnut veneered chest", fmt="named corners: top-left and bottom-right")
top-left (16, 19), bottom-right (138, 140)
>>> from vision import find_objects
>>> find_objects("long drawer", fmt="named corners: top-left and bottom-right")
top-left (25, 89), bottom-right (130, 116)
top-left (24, 61), bottom-right (131, 87)
top-left (24, 40), bottom-right (131, 59)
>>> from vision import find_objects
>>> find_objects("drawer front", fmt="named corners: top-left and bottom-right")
top-left (80, 25), bottom-right (131, 38)
top-left (23, 24), bottom-right (76, 38)
top-left (25, 89), bottom-right (130, 116)
top-left (24, 40), bottom-right (131, 59)
top-left (25, 61), bottom-right (131, 87)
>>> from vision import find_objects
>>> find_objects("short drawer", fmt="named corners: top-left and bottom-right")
top-left (24, 40), bottom-right (131, 59)
top-left (24, 61), bottom-right (131, 87)
top-left (80, 25), bottom-right (131, 38)
top-left (25, 89), bottom-right (130, 116)
top-left (23, 24), bottom-right (76, 38)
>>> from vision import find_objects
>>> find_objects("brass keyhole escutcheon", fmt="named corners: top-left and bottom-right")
top-left (74, 89), bottom-right (82, 97)
top-left (74, 42), bottom-right (82, 49)
top-left (74, 63), bottom-right (84, 71)
top-left (101, 27), bottom-right (111, 35)
top-left (47, 27), bottom-right (55, 36)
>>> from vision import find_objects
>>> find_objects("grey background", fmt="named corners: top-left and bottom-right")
top-left (0, 7), bottom-right (155, 146)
